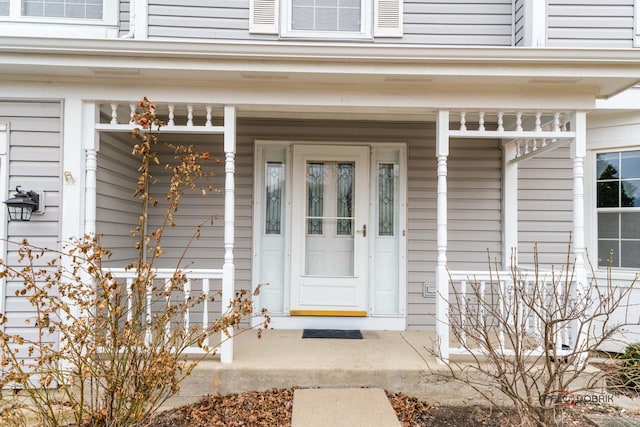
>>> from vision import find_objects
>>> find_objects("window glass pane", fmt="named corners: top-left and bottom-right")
top-left (621, 180), bottom-right (640, 207)
top-left (339, 8), bottom-right (360, 31)
top-left (597, 181), bottom-right (619, 208)
top-left (597, 212), bottom-right (618, 239)
top-left (379, 164), bottom-right (395, 236)
top-left (265, 162), bottom-right (283, 235)
top-left (621, 150), bottom-right (640, 179)
top-left (316, 7), bottom-right (338, 31)
top-left (307, 163), bottom-right (324, 235)
top-left (621, 212), bottom-right (640, 239)
top-left (336, 163), bottom-right (353, 236)
top-left (621, 241), bottom-right (640, 269)
top-left (598, 240), bottom-right (619, 268)
top-left (597, 152), bottom-right (619, 179)
top-left (292, 6), bottom-right (314, 30)
top-left (317, 0), bottom-right (338, 5)
top-left (22, 0), bottom-right (103, 18)
top-left (0, 1), bottom-right (9, 15)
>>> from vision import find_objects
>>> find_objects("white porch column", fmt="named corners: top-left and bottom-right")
top-left (571, 112), bottom-right (587, 287)
top-left (503, 143), bottom-right (518, 268)
top-left (134, 0), bottom-right (149, 39)
top-left (220, 106), bottom-right (236, 364)
top-left (435, 110), bottom-right (450, 364)
top-left (571, 111), bottom-right (588, 364)
top-left (83, 102), bottom-right (99, 236)
top-left (523, 0), bottom-right (547, 47)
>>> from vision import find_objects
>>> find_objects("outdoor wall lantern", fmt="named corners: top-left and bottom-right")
top-left (4, 186), bottom-right (41, 221)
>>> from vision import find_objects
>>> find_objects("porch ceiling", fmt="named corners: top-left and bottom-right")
top-left (1, 37), bottom-right (639, 116)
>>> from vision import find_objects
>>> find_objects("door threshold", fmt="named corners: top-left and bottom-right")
top-left (290, 310), bottom-right (368, 317)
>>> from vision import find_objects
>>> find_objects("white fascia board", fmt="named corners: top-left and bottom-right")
top-left (3, 37), bottom-right (640, 66)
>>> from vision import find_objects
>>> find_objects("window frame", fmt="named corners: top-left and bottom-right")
top-left (0, 0), bottom-right (118, 36)
top-left (593, 147), bottom-right (640, 270)
top-left (280, 0), bottom-right (373, 40)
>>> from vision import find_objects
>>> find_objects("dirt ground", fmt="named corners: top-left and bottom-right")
top-left (148, 388), bottom-right (636, 427)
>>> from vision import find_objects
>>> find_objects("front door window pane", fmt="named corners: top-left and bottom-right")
top-left (265, 162), bottom-right (283, 235)
top-left (336, 163), bottom-right (353, 235)
top-left (0, 1), bottom-right (9, 15)
top-left (378, 163), bottom-right (395, 236)
top-left (305, 161), bottom-right (354, 277)
top-left (307, 163), bottom-right (324, 235)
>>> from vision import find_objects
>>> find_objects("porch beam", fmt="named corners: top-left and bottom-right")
top-left (435, 110), bottom-right (449, 365)
top-left (220, 105), bottom-right (236, 364)
top-left (502, 142), bottom-right (518, 268)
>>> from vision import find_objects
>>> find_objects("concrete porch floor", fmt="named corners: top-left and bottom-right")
top-left (169, 329), bottom-right (492, 407)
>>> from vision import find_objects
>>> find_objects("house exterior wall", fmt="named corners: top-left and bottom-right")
top-left (546, 0), bottom-right (636, 48)
top-left (145, 0), bottom-right (514, 46)
top-left (518, 146), bottom-right (574, 266)
top-left (0, 100), bottom-right (62, 348)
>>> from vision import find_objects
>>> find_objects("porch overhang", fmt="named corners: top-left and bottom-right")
top-left (0, 37), bottom-right (639, 115)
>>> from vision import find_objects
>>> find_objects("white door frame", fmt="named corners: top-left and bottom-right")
top-left (252, 140), bottom-right (407, 330)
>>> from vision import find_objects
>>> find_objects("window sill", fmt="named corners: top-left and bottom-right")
top-left (0, 20), bottom-right (119, 38)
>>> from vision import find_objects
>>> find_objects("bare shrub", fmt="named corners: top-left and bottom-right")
top-left (0, 98), bottom-right (268, 426)
top-left (433, 240), bottom-right (639, 427)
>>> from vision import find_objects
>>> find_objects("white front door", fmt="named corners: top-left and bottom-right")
top-left (290, 145), bottom-right (370, 315)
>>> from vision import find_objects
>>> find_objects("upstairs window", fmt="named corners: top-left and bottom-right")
top-left (596, 150), bottom-right (640, 269)
top-left (250, 0), bottom-right (402, 39)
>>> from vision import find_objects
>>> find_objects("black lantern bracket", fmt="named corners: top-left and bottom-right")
top-left (4, 186), bottom-right (46, 221)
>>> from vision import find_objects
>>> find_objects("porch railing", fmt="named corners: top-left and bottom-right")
top-left (107, 268), bottom-right (223, 354)
top-left (446, 270), bottom-right (576, 358)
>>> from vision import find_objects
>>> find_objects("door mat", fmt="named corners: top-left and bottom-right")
top-left (302, 329), bottom-right (363, 339)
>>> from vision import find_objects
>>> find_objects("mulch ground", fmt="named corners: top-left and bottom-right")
top-left (148, 388), bottom-right (637, 427)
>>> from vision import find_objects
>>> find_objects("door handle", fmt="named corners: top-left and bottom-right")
top-left (357, 224), bottom-right (367, 237)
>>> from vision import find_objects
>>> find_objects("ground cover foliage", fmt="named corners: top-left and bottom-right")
top-left (0, 98), bottom-right (267, 426)
top-left (147, 388), bottom-right (637, 427)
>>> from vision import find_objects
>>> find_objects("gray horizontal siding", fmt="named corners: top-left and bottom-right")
top-left (0, 100), bottom-right (62, 351)
top-left (96, 133), bottom-right (142, 264)
top-left (518, 146), bottom-right (573, 267)
top-left (147, 0), bottom-right (514, 46)
top-left (119, 0), bottom-right (130, 37)
top-left (547, 0), bottom-right (635, 48)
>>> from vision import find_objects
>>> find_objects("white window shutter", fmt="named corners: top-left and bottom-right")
top-left (250, 0), bottom-right (279, 34)
top-left (374, 0), bottom-right (403, 37)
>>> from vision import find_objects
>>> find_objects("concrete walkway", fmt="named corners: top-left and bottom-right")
top-left (291, 388), bottom-right (401, 427)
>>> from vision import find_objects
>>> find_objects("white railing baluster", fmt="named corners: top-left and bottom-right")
top-left (498, 279), bottom-right (505, 352)
top-left (460, 280), bottom-right (467, 348)
top-left (167, 104), bottom-right (175, 126)
top-left (497, 111), bottom-right (504, 132)
top-left (164, 278), bottom-right (171, 342)
top-left (535, 112), bottom-right (542, 132)
top-left (126, 278), bottom-right (133, 322)
top-left (110, 103), bottom-right (118, 124)
top-left (129, 104), bottom-right (136, 122)
top-left (145, 280), bottom-right (153, 346)
top-left (553, 112), bottom-right (561, 132)
top-left (184, 279), bottom-right (191, 331)
top-left (516, 112), bottom-right (523, 132)
top-left (202, 278), bottom-right (210, 348)
top-left (479, 280), bottom-right (486, 329)
top-left (187, 105), bottom-right (194, 126)
top-left (478, 112), bottom-right (485, 131)
top-left (205, 106), bottom-right (212, 127)
top-left (459, 112), bottom-right (467, 131)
